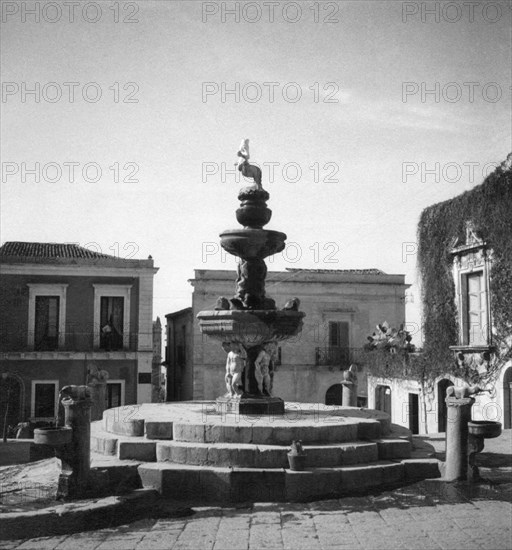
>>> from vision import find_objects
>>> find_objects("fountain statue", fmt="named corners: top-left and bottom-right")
top-left (197, 139), bottom-right (305, 415)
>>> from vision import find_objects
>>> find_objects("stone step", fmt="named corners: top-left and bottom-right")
top-left (172, 419), bottom-right (381, 444)
top-left (92, 422), bottom-right (411, 463)
top-left (138, 459), bottom-right (439, 503)
top-left (91, 423), bottom-right (156, 462)
top-left (156, 440), bottom-right (380, 468)
top-left (101, 402), bottom-right (392, 442)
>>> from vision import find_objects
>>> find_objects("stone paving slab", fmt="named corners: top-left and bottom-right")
top-left (1, 432), bottom-right (510, 549)
top-left (1, 473), bottom-right (510, 550)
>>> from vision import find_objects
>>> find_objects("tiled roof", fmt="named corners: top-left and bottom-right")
top-left (286, 268), bottom-right (385, 275)
top-left (0, 241), bottom-right (116, 260)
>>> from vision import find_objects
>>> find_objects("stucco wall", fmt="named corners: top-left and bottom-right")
top-left (0, 274), bottom-right (139, 352)
top-left (189, 269), bottom-right (408, 402)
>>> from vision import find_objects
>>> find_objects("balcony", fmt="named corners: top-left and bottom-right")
top-left (315, 346), bottom-right (351, 369)
top-left (0, 330), bottom-right (140, 354)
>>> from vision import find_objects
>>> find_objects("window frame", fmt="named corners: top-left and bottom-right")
top-left (106, 379), bottom-right (125, 408)
top-left (461, 270), bottom-right (488, 346)
top-left (31, 379), bottom-right (59, 421)
top-left (27, 284), bottom-right (68, 350)
top-left (93, 284), bottom-right (132, 350)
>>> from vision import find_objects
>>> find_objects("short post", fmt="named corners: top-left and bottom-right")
top-left (341, 364), bottom-right (358, 407)
top-left (87, 365), bottom-right (109, 422)
top-left (444, 396), bottom-right (474, 481)
top-left (58, 388), bottom-right (92, 498)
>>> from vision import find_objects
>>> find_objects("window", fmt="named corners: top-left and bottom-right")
top-left (93, 285), bottom-right (131, 350)
top-left (328, 321), bottom-right (350, 367)
top-left (462, 271), bottom-right (487, 346)
top-left (106, 380), bottom-right (125, 408)
top-left (31, 380), bottom-right (58, 420)
top-left (451, 221), bottom-right (491, 349)
top-left (27, 284), bottom-right (67, 350)
top-left (35, 296), bottom-right (60, 350)
top-left (100, 297), bottom-right (124, 350)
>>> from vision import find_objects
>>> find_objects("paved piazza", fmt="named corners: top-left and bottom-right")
top-left (2, 476), bottom-right (511, 550)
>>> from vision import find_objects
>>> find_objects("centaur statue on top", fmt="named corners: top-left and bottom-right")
top-left (236, 138), bottom-right (262, 189)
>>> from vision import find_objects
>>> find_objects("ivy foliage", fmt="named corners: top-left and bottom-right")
top-left (359, 154), bottom-right (512, 389)
top-left (417, 154), bottom-right (512, 382)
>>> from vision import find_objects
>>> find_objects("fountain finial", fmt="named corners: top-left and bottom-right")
top-left (236, 138), bottom-right (263, 190)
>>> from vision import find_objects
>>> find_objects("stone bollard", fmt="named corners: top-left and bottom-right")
top-left (88, 380), bottom-right (107, 422)
top-left (341, 364), bottom-right (358, 407)
top-left (57, 386), bottom-right (93, 499)
top-left (444, 396), bottom-right (474, 481)
top-left (87, 364), bottom-right (109, 422)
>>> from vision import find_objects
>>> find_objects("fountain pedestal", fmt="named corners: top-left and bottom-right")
top-left (444, 396), bottom-right (474, 481)
top-left (197, 141), bottom-right (305, 415)
top-left (58, 394), bottom-right (92, 498)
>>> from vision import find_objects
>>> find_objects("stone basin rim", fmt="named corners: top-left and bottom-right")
top-left (196, 310), bottom-right (306, 319)
top-left (468, 420), bottom-right (502, 438)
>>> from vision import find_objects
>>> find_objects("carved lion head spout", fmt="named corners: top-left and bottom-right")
top-left (60, 385), bottom-right (92, 402)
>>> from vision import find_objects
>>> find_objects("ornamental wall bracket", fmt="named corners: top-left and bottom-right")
top-left (449, 345), bottom-right (496, 377)
top-left (450, 220), bottom-right (487, 257)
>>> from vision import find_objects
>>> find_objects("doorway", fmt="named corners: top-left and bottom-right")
top-left (408, 393), bottom-right (419, 434)
top-left (0, 375), bottom-right (24, 437)
top-left (375, 385), bottom-right (392, 418)
top-left (325, 384), bottom-right (343, 405)
top-left (504, 367), bottom-right (512, 429)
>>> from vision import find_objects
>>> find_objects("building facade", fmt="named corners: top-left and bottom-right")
top-left (367, 155), bottom-right (512, 434)
top-left (0, 242), bottom-right (158, 432)
top-left (165, 268), bottom-right (409, 404)
top-left (367, 219), bottom-right (512, 435)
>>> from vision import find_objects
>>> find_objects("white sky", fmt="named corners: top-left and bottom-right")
top-left (1, 0), bottom-right (511, 345)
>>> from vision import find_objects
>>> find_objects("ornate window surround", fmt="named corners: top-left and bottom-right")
top-left (27, 284), bottom-right (68, 350)
top-left (450, 221), bottom-right (493, 351)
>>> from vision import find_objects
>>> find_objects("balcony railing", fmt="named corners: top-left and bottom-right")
top-left (315, 346), bottom-right (351, 369)
top-left (0, 330), bottom-right (143, 353)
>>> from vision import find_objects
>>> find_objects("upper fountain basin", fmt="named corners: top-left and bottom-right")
top-left (197, 309), bottom-right (305, 346)
top-left (220, 228), bottom-right (286, 260)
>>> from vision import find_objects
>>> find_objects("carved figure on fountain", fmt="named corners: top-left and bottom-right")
top-left (254, 343), bottom-right (274, 396)
top-left (236, 139), bottom-right (263, 191)
top-left (223, 342), bottom-right (246, 398)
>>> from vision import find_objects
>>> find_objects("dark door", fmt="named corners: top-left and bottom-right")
top-left (408, 393), bottom-right (419, 434)
top-left (504, 368), bottom-right (512, 429)
top-left (325, 384), bottom-right (343, 405)
top-left (0, 376), bottom-right (23, 435)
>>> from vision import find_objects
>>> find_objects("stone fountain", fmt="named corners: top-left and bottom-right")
top-left (197, 139), bottom-right (305, 416)
top-left (89, 139), bottom-right (443, 504)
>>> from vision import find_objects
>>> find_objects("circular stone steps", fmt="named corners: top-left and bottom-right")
top-left (156, 440), bottom-right (380, 468)
top-left (93, 402), bottom-right (440, 503)
top-left (137, 459), bottom-right (441, 503)
top-left (101, 402), bottom-right (391, 443)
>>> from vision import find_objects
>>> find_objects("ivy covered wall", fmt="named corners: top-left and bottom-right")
top-left (417, 153), bottom-right (512, 382)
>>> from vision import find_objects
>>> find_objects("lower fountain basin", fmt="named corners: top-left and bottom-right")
top-left (197, 309), bottom-right (305, 345)
top-left (34, 427), bottom-right (72, 447)
top-left (468, 420), bottom-right (502, 439)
